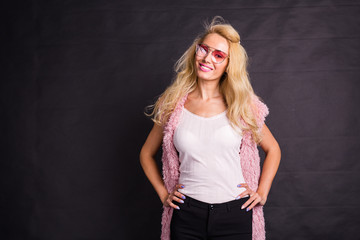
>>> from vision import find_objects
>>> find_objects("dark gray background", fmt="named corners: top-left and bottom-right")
top-left (1, 0), bottom-right (360, 239)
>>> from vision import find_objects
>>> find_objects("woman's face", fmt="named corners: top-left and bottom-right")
top-left (195, 33), bottom-right (229, 83)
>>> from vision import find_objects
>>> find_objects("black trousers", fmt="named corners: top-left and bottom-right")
top-left (170, 195), bottom-right (252, 240)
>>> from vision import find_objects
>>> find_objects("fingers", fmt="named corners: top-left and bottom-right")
top-left (174, 189), bottom-right (186, 200)
top-left (236, 189), bottom-right (252, 199)
top-left (236, 183), bottom-right (250, 199)
top-left (165, 184), bottom-right (186, 210)
top-left (166, 198), bottom-right (180, 210)
top-left (241, 192), bottom-right (261, 211)
top-left (246, 196), bottom-right (261, 211)
top-left (175, 184), bottom-right (185, 189)
top-left (165, 194), bottom-right (183, 209)
top-left (172, 195), bottom-right (184, 204)
top-left (237, 183), bottom-right (248, 188)
top-left (237, 183), bottom-right (262, 211)
top-left (174, 184), bottom-right (186, 200)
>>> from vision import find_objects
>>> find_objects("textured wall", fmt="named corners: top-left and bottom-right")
top-left (1, 0), bottom-right (360, 239)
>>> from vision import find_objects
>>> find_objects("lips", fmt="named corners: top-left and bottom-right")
top-left (199, 63), bottom-right (213, 72)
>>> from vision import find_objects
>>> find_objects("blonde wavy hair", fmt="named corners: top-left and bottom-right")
top-left (147, 16), bottom-right (264, 143)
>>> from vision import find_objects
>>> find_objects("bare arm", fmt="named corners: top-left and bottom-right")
top-left (139, 123), bottom-right (169, 204)
top-left (257, 123), bottom-right (281, 203)
top-left (237, 123), bottom-right (281, 210)
top-left (139, 123), bottom-right (186, 209)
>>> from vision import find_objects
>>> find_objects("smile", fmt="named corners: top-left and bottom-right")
top-left (199, 63), bottom-right (213, 72)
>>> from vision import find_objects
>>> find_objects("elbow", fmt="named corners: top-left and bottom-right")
top-left (139, 147), bottom-right (152, 167)
top-left (274, 141), bottom-right (281, 163)
top-left (265, 140), bottom-right (281, 162)
top-left (277, 141), bottom-right (281, 157)
top-left (139, 147), bottom-right (146, 166)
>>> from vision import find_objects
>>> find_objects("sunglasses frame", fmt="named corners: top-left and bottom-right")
top-left (195, 43), bottom-right (229, 64)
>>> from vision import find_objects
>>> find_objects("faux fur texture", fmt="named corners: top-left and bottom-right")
top-left (161, 93), bottom-right (269, 240)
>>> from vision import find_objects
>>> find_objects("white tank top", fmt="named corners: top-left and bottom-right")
top-left (174, 106), bottom-right (247, 204)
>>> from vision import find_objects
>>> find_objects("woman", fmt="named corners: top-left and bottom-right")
top-left (140, 16), bottom-right (281, 240)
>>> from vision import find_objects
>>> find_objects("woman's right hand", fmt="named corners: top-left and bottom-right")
top-left (163, 184), bottom-right (186, 210)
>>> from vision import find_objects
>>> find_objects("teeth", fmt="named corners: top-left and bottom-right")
top-left (201, 64), bottom-right (211, 70)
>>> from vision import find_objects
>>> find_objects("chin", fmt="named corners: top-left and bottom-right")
top-left (196, 72), bottom-right (219, 82)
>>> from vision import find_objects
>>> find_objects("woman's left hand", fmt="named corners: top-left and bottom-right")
top-left (236, 183), bottom-right (267, 211)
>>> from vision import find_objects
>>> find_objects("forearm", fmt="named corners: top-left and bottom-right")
top-left (140, 156), bottom-right (169, 204)
top-left (257, 144), bottom-right (281, 199)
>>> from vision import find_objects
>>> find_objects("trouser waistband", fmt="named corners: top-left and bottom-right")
top-left (182, 195), bottom-right (250, 211)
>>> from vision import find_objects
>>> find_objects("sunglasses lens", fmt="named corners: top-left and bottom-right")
top-left (196, 44), bottom-right (208, 56)
top-left (212, 51), bottom-right (226, 63)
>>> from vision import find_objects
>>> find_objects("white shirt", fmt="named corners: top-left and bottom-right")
top-left (173, 106), bottom-right (247, 204)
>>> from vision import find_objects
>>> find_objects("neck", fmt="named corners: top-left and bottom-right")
top-left (194, 78), bottom-right (221, 100)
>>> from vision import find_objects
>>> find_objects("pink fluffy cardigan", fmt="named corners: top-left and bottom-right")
top-left (160, 93), bottom-right (269, 240)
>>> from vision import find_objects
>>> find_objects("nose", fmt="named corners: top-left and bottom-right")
top-left (203, 51), bottom-right (212, 63)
